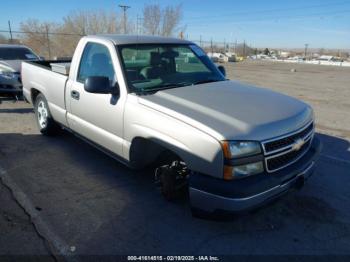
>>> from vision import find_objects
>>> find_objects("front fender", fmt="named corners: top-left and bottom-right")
top-left (123, 97), bottom-right (224, 178)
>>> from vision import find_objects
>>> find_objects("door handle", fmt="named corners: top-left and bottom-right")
top-left (71, 90), bottom-right (80, 100)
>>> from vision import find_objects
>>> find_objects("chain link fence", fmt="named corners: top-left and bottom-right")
top-left (0, 28), bottom-right (83, 59)
top-left (0, 27), bottom-right (254, 60)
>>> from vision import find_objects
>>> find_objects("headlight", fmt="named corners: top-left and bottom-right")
top-left (0, 71), bottom-right (16, 79)
top-left (224, 161), bottom-right (264, 180)
top-left (221, 141), bottom-right (261, 158)
top-left (233, 161), bottom-right (264, 177)
top-left (221, 141), bottom-right (263, 180)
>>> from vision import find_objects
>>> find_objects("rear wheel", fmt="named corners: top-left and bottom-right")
top-left (34, 94), bottom-right (60, 135)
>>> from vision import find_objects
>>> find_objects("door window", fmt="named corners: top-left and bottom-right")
top-left (77, 42), bottom-right (116, 83)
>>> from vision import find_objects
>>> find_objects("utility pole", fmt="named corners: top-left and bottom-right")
top-left (45, 24), bottom-right (51, 60)
top-left (243, 40), bottom-right (246, 57)
top-left (119, 4), bottom-right (130, 34)
top-left (8, 20), bottom-right (13, 43)
top-left (179, 31), bottom-right (184, 39)
top-left (136, 14), bottom-right (139, 35)
top-left (199, 35), bottom-right (202, 48)
top-left (211, 38), bottom-right (213, 54)
top-left (304, 43), bottom-right (309, 59)
top-left (136, 15), bottom-right (144, 35)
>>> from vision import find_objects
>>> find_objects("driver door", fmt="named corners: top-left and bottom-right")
top-left (67, 41), bottom-right (125, 157)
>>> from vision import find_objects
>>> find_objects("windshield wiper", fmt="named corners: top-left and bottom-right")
top-left (192, 79), bottom-right (222, 86)
top-left (135, 83), bottom-right (188, 95)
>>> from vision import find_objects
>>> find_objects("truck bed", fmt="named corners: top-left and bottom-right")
top-left (26, 60), bottom-right (72, 75)
top-left (22, 60), bottom-right (72, 126)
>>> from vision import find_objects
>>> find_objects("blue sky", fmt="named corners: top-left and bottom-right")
top-left (1, 0), bottom-right (350, 49)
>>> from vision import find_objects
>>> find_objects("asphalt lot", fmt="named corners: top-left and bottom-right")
top-left (1, 60), bottom-right (350, 258)
top-left (0, 176), bottom-right (53, 257)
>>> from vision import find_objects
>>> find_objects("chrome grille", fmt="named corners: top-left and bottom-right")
top-left (262, 122), bottom-right (314, 173)
top-left (266, 139), bottom-right (312, 172)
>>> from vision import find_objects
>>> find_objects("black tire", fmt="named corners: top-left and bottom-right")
top-left (34, 93), bottom-right (59, 135)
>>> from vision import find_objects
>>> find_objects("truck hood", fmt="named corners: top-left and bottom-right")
top-left (138, 80), bottom-right (313, 141)
top-left (0, 60), bottom-right (22, 73)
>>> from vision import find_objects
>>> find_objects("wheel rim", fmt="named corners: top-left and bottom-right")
top-left (37, 100), bottom-right (48, 129)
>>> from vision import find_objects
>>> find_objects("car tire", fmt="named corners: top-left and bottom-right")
top-left (34, 93), bottom-right (60, 135)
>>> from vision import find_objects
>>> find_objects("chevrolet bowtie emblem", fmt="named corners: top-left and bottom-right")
top-left (292, 138), bottom-right (305, 151)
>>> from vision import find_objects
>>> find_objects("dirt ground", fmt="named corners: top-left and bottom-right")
top-left (0, 61), bottom-right (350, 259)
top-left (226, 60), bottom-right (350, 139)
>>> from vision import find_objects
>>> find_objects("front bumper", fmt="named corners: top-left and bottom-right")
top-left (189, 137), bottom-right (322, 213)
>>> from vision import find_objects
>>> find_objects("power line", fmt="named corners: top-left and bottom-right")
top-left (119, 4), bottom-right (131, 34)
top-left (0, 29), bottom-right (85, 36)
top-left (186, 1), bottom-right (350, 21)
top-left (187, 9), bottom-right (350, 27)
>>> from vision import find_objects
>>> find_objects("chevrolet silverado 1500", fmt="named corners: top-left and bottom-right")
top-left (22, 35), bottom-right (321, 217)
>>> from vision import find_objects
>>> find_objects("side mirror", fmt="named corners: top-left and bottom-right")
top-left (217, 65), bottom-right (226, 77)
top-left (84, 76), bottom-right (119, 95)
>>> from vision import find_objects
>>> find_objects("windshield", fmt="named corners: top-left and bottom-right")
top-left (118, 44), bottom-right (225, 93)
top-left (0, 47), bottom-right (39, 60)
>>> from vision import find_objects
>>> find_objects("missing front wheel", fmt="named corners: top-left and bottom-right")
top-left (155, 161), bottom-right (188, 201)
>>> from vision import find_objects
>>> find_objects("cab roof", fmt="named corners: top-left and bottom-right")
top-left (86, 34), bottom-right (193, 45)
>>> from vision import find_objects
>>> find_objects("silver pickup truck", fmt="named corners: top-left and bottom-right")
top-left (22, 35), bottom-right (321, 217)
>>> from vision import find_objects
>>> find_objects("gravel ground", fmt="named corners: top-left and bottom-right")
top-left (226, 60), bottom-right (350, 139)
top-left (0, 61), bottom-right (350, 259)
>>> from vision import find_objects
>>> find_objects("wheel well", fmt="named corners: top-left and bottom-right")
top-left (129, 137), bottom-right (184, 169)
top-left (30, 88), bottom-right (41, 104)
